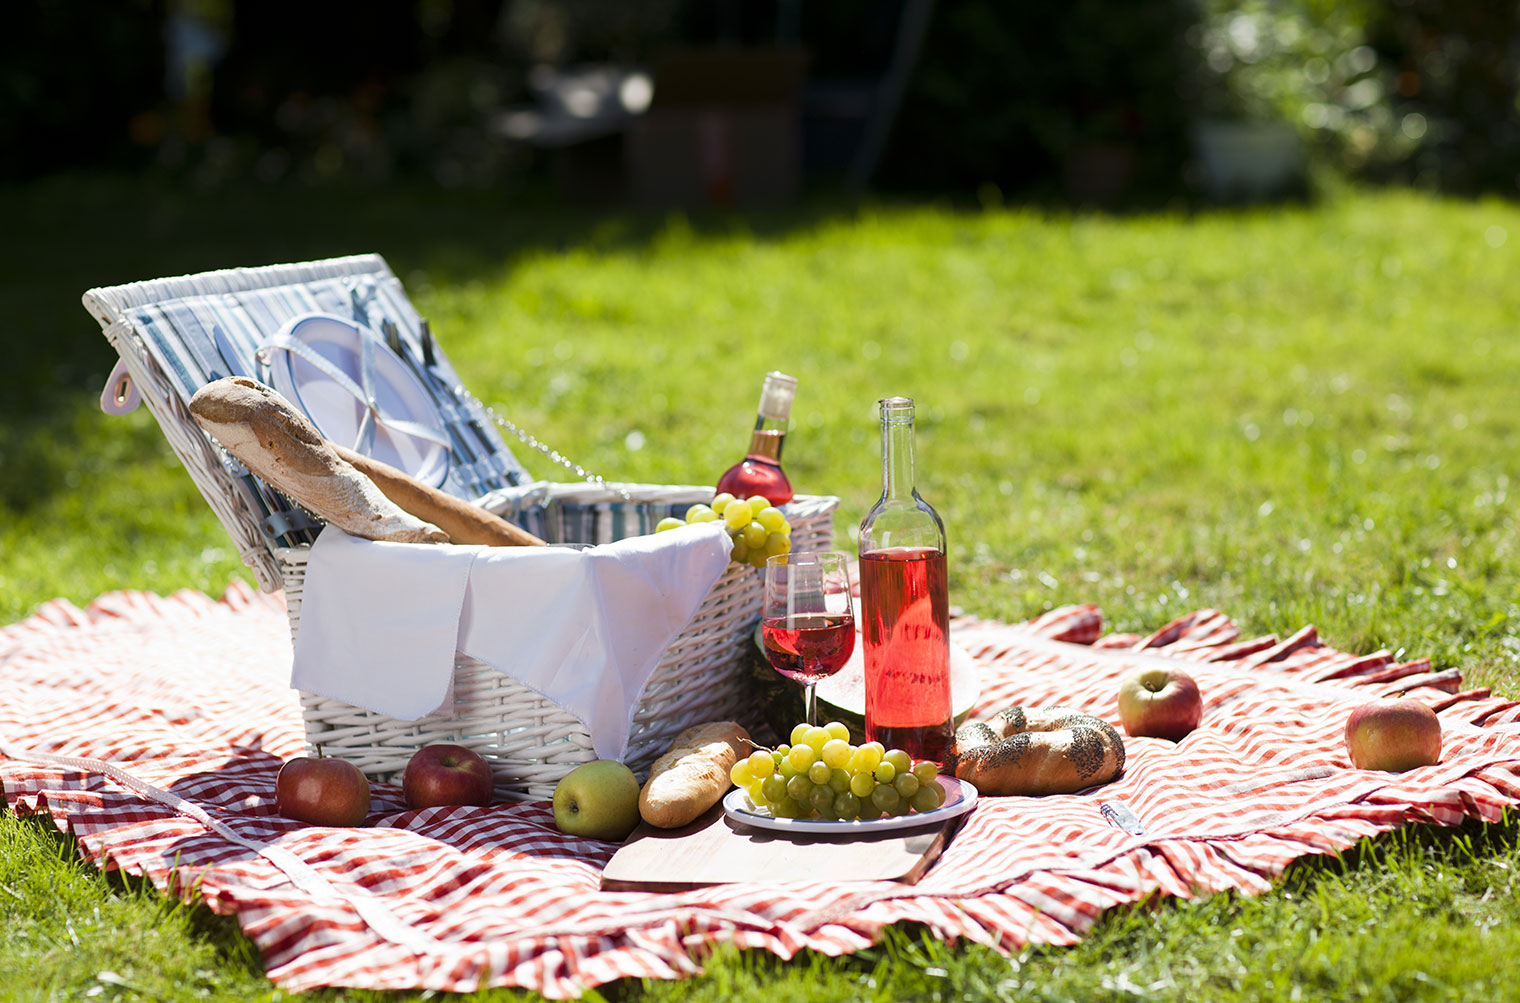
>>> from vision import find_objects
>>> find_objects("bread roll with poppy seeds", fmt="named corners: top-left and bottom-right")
top-left (638, 721), bottom-right (751, 828)
top-left (948, 705), bottom-right (1125, 796)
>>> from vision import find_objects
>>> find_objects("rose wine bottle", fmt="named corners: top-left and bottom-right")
top-left (715, 371), bottom-right (795, 505)
top-left (858, 396), bottom-right (953, 765)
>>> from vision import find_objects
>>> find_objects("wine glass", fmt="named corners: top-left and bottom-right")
top-left (761, 551), bottom-right (856, 727)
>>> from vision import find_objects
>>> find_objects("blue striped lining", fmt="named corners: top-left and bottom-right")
top-left (118, 268), bottom-right (534, 546)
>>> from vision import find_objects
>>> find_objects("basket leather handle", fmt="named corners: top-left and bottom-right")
top-left (100, 359), bottom-right (141, 416)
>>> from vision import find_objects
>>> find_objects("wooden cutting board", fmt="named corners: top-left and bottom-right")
top-left (600, 803), bottom-right (957, 892)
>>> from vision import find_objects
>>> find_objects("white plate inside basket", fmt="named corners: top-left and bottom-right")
top-left (268, 312), bottom-right (449, 487)
top-left (722, 776), bottom-right (977, 835)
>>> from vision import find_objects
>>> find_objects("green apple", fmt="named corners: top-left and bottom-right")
top-left (551, 760), bottom-right (641, 841)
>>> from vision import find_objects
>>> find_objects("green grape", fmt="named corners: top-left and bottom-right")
top-left (760, 775), bottom-right (787, 803)
top-left (747, 779), bottom-right (769, 805)
top-left (927, 780), bottom-right (947, 808)
top-left (803, 727), bottom-right (831, 753)
top-left (789, 723), bottom-right (811, 745)
top-left (833, 792), bottom-right (861, 819)
top-left (828, 768), bottom-right (851, 794)
top-left (870, 785), bottom-right (901, 811)
top-left (888, 799), bottom-right (912, 817)
top-left (730, 761), bottom-right (753, 787)
top-left (820, 738), bottom-right (854, 769)
top-left (786, 744), bottom-right (816, 772)
top-left (776, 743), bottom-right (791, 759)
top-left (730, 537), bottom-right (749, 562)
top-left (747, 751), bottom-right (775, 778)
top-left (873, 761), bottom-right (896, 784)
top-left (858, 802), bottom-right (884, 821)
top-left (807, 761), bottom-right (831, 785)
top-left (786, 774), bottom-right (814, 801)
top-left (748, 548), bottom-right (770, 569)
top-left (775, 518), bottom-right (792, 536)
top-left (823, 721), bottom-right (851, 741)
top-left (849, 771), bottom-right (876, 799)
top-left (770, 796), bottom-right (800, 819)
top-left (808, 786), bottom-right (835, 814)
top-left (684, 504), bottom-right (716, 523)
top-left (756, 506), bottom-right (788, 534)
top-left (911, 761), bottom-right (939, 784)
top-left (847, 748), bottom-right (877, 775)
top-left (711, 492), bottom-right (736, 515)
top-left (777, 760), bottom-right (798, 781)
top-left (724, 502), bottom-right (753, 531)
top-left (883, 749), bottom-right (912, 775)
top-left (655, 516), bottom-right (685, 533)
top-left (742, 521), bottom-right (768, 549)
top-left (763, 533), bottom-right (791, 558)
top-left (745, 496), bottom-right (772, 518)
top-left (862, 741), bottom-right (885, 757)
top-left (909, 787), bottom-right (940, 813)
top-left (893, 773), bottom-right (920, 798)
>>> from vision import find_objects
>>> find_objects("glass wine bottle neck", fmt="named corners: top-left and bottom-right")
top-left (750, 372), bottom-right (796, 462)
top-left (879, 397), bottom-right (917, 501)
top-left (716, 371), bottom-right (796, 505)
top-left (748, 418), bottom-right (786, 462)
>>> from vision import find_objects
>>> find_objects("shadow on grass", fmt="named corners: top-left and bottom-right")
top-left (5, 809), bottom-right (267, 980)
top-left (0, 170), bottom-right (859, 514)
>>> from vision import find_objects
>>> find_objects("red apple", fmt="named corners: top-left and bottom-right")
top-left (275, 757), bottom-right (371, 827)
top-left (1117, 667), bottom-right (1203, 741)
top-left (1345, 699), bottom-right (1441, 771)
top-left (403, 744), bottom-right (495, 809)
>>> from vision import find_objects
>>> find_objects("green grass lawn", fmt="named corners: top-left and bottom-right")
top-left (2, 175), bottom-right (1518, 1000)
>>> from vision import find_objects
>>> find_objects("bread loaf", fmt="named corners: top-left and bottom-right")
top-left (638, 721), bottom-right (751, 828)
top-left (331, 443), bottom-right (545, 547)
top-left (948, 705), bottom-right (1125, 797)
top-left (188, 377), bottom-right (448, 544)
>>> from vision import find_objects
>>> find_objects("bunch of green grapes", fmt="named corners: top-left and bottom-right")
top-left (727, 721), bottom-right (949, 821)
top-left (654, 493), bottom-right (792, 568)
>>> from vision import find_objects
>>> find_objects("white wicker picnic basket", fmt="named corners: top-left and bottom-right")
top-left (84, 254), bottom-right (836, 799)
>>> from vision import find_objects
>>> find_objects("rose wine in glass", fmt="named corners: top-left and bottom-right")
top-left (761, 551), bottom-right (855, 726)
top-left (858, 397), bottom-right (953, 766)
top-left (716, 371), bottom-right (796, 505)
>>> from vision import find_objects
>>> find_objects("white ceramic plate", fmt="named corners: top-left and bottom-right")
top-left (268, 313), bottom-right (449, 487)
top-left (721, 776), bottom-right (978, 835)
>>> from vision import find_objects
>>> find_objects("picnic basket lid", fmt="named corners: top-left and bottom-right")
top-left (84, 254), bottom-right (534, 586)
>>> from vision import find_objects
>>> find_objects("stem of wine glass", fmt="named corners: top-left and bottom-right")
top-left (804, 682), bottom-right (817, 728)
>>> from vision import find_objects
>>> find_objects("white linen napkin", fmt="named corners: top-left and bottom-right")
top-left (291, 521), bottom-right (734, 760)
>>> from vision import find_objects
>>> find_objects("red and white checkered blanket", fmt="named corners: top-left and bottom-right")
top-left (3, 585), bottom-right (1518, 997)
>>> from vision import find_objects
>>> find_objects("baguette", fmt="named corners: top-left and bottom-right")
top-left (188, 377), bottom-right (448, 544)
top-left (331, 443), bottom-right (545, 547)
top-left (638, 721), bottom-right (751, 828)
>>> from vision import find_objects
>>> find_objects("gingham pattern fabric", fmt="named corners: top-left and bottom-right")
top-left (3, 588), bottom-right (1518, 997)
